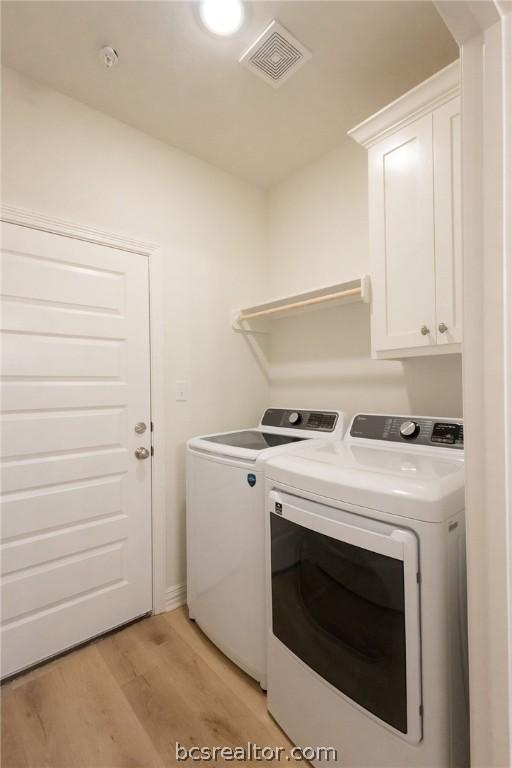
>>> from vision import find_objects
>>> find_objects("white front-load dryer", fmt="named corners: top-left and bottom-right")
top-left (186, 408), bottom-right (347, 689)
top-left (264, 413), bottom-right (468, 767)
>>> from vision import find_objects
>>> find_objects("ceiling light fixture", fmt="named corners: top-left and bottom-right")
top-left (199, 0), bottom-right (244, 37)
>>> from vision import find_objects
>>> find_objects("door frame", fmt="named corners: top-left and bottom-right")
top-left (433, 3), bottom-right (512, 765)
top-left (0, 203), bottom-right (168, 615)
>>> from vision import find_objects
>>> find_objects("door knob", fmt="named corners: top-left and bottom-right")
top-left (438, 322), bottom-right (448, 334)
top-left (134, 422), bottom-right (147, 434)
top-left (135, 447), bottom-right (150, 460)
top-left (420, 325), bottom-right (430, 336)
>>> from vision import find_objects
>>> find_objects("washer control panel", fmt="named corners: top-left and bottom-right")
top-left (350, 414), bottom-right (463, 449)
top-left (261, 409), bottom-right (338, 432)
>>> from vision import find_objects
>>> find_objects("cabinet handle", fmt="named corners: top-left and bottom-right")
top-left (420, 325), bottom-right (430, 336)
top-left (438, 322), bottom-right (448, 334)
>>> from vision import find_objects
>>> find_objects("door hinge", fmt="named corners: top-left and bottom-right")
top-left (419, 704), bottom-right (423, 718)
top-left (416, 571), bottom-right (421, 584)
top-left (151, 445), bottom-right (154, 456)
top-left (150, 421), bottom-right (154, 432)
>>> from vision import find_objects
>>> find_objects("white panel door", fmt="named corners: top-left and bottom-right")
top-left (369, 114), bottom-right (437, 353)
top-left (0, 223), bottom-right (152, 677)
top-left (434, 97), bottom-right (462, 345)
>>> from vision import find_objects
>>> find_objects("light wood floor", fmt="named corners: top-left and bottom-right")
top-left (1, 607), bottom-right (294, 768)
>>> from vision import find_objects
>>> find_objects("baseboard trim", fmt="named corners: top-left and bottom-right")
top-left (164, 583), bottom-right (187, 612)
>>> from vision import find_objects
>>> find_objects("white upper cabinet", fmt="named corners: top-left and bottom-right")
top-left (349, 62), bottom-right (461, 358)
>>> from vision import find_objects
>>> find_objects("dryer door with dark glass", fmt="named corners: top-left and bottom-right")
top-left (269, 491), bottom-right (421, 743)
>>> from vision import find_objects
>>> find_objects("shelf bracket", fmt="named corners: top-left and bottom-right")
top-left (231, 311), bottom-right (271, 334)
top-left (361, 274), bottom-right (371, 304)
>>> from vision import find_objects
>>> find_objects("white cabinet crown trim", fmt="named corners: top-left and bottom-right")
top-left (348, 60), bottom-right (460, 149)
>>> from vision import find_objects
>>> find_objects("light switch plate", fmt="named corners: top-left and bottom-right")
top-left (175, 380), bottom-right (189, 402)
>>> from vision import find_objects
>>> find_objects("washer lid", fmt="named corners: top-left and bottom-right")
top-left (187, 409), bottom-right (348, 463)
top-left (265, 441), bottom-right (465, 522)
top-left (187, 429), bottom-right (312, 463)
top-left (201, 430), bottom-right (307, 450)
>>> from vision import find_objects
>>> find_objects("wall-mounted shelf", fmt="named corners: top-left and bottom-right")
top-left (232, 275), bottom-right (370, 332)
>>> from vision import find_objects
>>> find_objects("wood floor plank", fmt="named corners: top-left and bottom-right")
top-left (1, 685), bottom-right (32, 768)
top-left (145, 615), bottom-right (293, 757)
top-left (119, 617), bottom-right (290, 764)
top-left (1, 611), bottom-right (297, 768)
top-left (59, 645), bottom-right (164, 768)
top-left (2, 660), bottom-right (90, 768)
top-left (96, 614), bottom-right (169, 687)
top-left (2, 644), bottom-right (164, 768)
top-left (164, 608), bottom-right (286, 735)
top-left (121, 664), bottom-right (223, 766)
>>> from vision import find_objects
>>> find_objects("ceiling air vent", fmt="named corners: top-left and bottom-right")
top-left (239, 21), bottom-right (311, 88)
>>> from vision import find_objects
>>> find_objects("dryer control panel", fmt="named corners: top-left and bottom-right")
top-left (261, 409), bottom-right (339, 432)
top-left (350, 414), bottom-right (464, 449)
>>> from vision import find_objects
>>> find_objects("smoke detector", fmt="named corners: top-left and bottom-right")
top-left (99, 46), bottom-right (119, 70)
top-left (239, 21), bottom-right (311, 88)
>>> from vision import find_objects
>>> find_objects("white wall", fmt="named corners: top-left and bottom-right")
top-left (1, 68), bottom-right (270, 592)
top-left (267, 140), bottom-right (463, 417)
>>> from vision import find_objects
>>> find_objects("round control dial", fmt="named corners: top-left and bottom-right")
top-left (288, 411), bottom-right (302, 425)
top-left (400, 420), bottom-right (420, 440)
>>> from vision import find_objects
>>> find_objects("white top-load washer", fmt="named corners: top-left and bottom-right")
top-left (265, 413), bottom-right (468, 768)
top-left (186, 408), bottom-right (347, 688)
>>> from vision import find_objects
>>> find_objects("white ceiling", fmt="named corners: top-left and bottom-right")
top-left (1, 1), bottom-right (458, 188)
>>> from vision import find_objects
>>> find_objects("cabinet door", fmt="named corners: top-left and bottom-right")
top-left (369, 114), bottom-right (436, 354)
top-left (434, 97), bottom-right (462, 344)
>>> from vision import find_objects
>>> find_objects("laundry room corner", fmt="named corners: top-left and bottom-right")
top-left (2, 1), bottom-right (511, 765)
